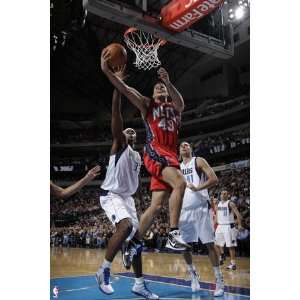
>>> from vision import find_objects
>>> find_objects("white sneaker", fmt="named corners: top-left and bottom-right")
top-left (132, 282), bottom-right (159, 299)
top-left (226, 263), bottom-right (237, 270)
top-left (214, 279), bottom-right (224, 297)
top-left (165, 230), bottom-right (191, 251)
top-left (95, 267), bottom-right (114, 295)
top-left (190, 269), bottom-right (201, 292)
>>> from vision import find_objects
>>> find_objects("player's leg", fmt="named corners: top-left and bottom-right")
top-left (183, 249), bottom-right (201, 292)
top-left (130, 233), bottom-right (159, 299)
top-left (200, 211), bottom-right (224, 297)
top-left (139, 190), bottom-right (169, 237)
top-left (215, 244), bottom-right (225, 265)
top-left (96, 218), bottom-right (132, 294)
top-left (215, 225), bottom-right (226, 265)
top-left (105, 218), bottom-right (133, 261)
top-left (161, 166), bottom-right (186, 229)
top-left (121, 197), bottom-right (144, 270)
top-left (205, 243), bottom-right (224, 296)
top-left (179, 207), bottom-right (201, 292)
top-left (120, 196), bottom-right (159, 299)
top-left (227, 247), bottom-right (237, 270)
top-left (96, 193), bottom-right (134, 294)
top-left (225, 226), bottom-right (238, 270)
top-left (161, 166), bottom-right (191, 249)
top-left (220, 246), bottom-right (225, 264)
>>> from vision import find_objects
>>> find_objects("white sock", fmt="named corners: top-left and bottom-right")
top-left (213, 266), bottom-right (222, 280)
top-left (231, 260), bottom-right (236, 265)
top-left (101, 259), bottom-right (112, 270)
top-left (135, 277), bottom-right (144, 285)
top-left (187, 264), bottom-right (195, 273)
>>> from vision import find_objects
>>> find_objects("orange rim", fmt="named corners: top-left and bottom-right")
top-left (124, 27), bottom-right (138, 37)
top-left (124, 27), bottom-right (167, 46)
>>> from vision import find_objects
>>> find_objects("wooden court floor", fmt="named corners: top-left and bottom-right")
top-left (51, 247), bottom-right (249, 288)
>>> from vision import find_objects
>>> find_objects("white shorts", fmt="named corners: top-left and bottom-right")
top-left (179, 206), bottom-right (215, 244)
top-left (215, 224), bottom-right (238, 247)
top-left (100, 191), bottom-right (139, 240)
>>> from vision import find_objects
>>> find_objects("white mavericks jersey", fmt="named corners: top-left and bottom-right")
top-left (217, 200), bottom-right (235, 225)
top-left (180, 157), bottom-right (210, 209)
top-left (101, 145), bottom-right (141, 197)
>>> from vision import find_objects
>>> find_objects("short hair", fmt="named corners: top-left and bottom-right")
top-left (154, 80), bottom-right (165, 86)
top-left (180, 141), bottom-right (191, 147)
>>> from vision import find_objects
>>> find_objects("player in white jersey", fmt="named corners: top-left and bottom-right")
top-left (215, 190), bottom-right (243, 270)
top-left (95, 83), bottom-right (158, 300)
top-left (179, 142), bottom-right (224, 297)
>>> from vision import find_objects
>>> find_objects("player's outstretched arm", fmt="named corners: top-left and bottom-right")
top-left (229, 202), bottom-right (243, 230)
top-left (187, 157), bottom-right (218, 192)
top-left (111, 86), bottom-right (125, 154)
top-left (158, 67), bottom-right (184, 112)
top-left (101, 49), bottom-right (150, 117)
top-left (50, 165), bottom-right (101, 198)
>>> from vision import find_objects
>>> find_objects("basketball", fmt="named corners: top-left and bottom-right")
top-left (104, 43), bottom-right (127, 69)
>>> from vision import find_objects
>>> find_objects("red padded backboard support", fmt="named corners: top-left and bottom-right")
top-left (160, 0), bottom-right (224, 32)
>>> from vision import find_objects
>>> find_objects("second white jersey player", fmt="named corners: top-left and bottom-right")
top-left (178, 142), bottom-right (224, 297)
top-left (181, 157), bottom-right (210, 210)
top-left (179, 156), bottom-right (214, 244)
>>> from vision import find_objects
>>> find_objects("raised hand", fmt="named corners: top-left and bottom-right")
top-left (157, 67), bottom-right (170, 84)
top-left (113, 64), bottom-right (127, 80)
top-left (187, 182), bottom-right (198, 192)
top-left (101, 48), bottom-right (111, 73)
top-left (86, 165), bottom-right (101, 180)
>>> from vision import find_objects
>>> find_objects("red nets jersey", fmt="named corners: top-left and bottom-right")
top-left (144, 99), bottom-right (181, 153)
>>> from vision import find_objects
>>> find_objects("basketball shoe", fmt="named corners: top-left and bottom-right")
top-left (226, 263), bottom-right (237, 270)
top-left (122, 240), bottom-right (143, 269)
top-left (132, 281), bottom-right (159, 299)
top-left (165, 229), bottom-right (191, 251)
top-left (189, 268), bottom-right (201, 292)
top-left (95, 267), bottom-right (114, 295)
top-left (214, 278), bottom-right (225, 297)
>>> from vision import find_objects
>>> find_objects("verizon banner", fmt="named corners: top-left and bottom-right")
top-left (160, 0), bottom-right (224, 32)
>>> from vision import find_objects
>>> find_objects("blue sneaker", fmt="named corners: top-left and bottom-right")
top-left (95, 267), bottom-right (114, 295)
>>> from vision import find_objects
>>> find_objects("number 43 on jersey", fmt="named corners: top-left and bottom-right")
top-left (158, 118), bottom-right (174, 132)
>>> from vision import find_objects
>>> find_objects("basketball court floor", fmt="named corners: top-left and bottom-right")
top-left (50, 247), bottom-right (250, 299)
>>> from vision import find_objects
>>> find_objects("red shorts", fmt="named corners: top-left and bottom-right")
top-left (143, 143), bottom-right (180, 191)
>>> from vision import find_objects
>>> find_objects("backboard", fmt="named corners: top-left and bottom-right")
top-left (87, 0), bottom-right (234, 59)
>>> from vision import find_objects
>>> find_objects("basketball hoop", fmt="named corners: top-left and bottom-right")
top-left (124, 27), bottom-right (166, 70)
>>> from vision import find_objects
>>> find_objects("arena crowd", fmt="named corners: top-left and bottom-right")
top-left (51, 167), bottom-right (250, 257)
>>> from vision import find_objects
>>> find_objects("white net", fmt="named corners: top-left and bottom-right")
top-left (124, 28), bottom-right (165, 70)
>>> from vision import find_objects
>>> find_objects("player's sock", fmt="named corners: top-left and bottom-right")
top-left (187, 264), bottom-right (195, 273)
top-left (213, 266), bottom-right (222, 281)
top-left (170, 227), bottom-right (179, 231)
top-left (231, 260), bottom-right (236, 266)
top-left (135, 277), bottom-right (144, 285)
top-left (101, 259), bottom-right (112, 270)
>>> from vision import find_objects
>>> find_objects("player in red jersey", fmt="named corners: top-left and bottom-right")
top-left (101, 49), bottom-right (189, 250)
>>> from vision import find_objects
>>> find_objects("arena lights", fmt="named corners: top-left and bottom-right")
top-left (235, 6), bottom-right (244, 19)
top-left (228, 8), bottom-right (234, 20)
top-left (227, 0), bottom-right (250, 22)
